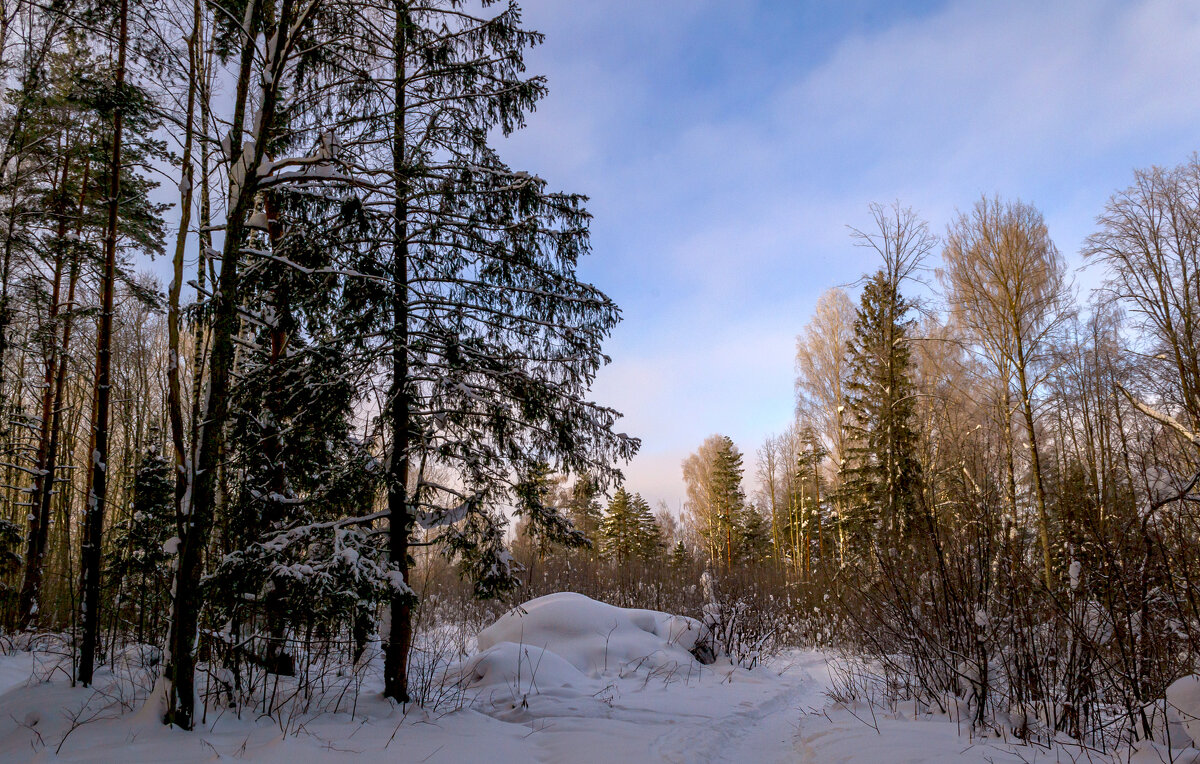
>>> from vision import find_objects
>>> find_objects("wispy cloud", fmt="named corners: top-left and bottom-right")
top-left (501, 0), bottom-right (1200, 509)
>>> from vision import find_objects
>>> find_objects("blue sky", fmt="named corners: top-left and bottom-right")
top-left (488, 0), bottom-right (1200, 511)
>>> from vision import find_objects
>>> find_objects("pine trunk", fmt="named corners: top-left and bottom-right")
top-left (18, 151), bottom-right (70, 627)
top-left (78, 0), bottom-right (127, 686)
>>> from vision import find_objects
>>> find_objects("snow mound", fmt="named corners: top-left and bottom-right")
top-left (458, 590), bottom-right (700, 686)
top-left (1130, 740), bottom-right (1200, 764)
top-left (1168, 675), bottom-right (1200, 744)
top-left (452, 641), bottom-right (590, 703)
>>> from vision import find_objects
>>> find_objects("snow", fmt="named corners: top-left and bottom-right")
top-left (1169, 675), bottom-right (1200, 743)
top-left (385, 569), bottom-right (413, 595)
top-left (246, 210), bottom-right (270, 230)
top-left (0, 595), bottom-right (1191, 762)
top-left (797, 701), bottom-right (1065, 763)
top-left (472, 592), bottom-right (706, 678)
top-left (1069, 558), bottom-right (1082, 590)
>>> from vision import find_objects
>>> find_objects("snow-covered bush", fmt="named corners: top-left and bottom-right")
top-left (692, 571), bottom-right (774, 669)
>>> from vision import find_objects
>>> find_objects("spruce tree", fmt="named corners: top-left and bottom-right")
top-left (669, 540), bottom-right (692, 570)
top-left (632, 494), bottom-right (663, 561)
top-left (110, 444), bottom-right (175, 643)
top-left (335, 1), bottom-right (639, 702)
top-left (794, 427), bottom-right (828, 573)
top-left (162, 0), bottom-right (357, 726)
top-left (737, 503), bottom-right (772, 564)
top-left (600, 489), bottom-right (659, 565)
top-left (683, 434), bottom-right (748, 566)
top-left (843, 270), bottom-right (923, 553)
top-left (514, 463), bottom-right (587, 563)
top-left (600, 488), bottom-right (637, 565)
top-left (209, 182), bottom-right (379, 677)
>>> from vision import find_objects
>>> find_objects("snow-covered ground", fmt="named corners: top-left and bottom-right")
top-left (0, 594), bottom-right (1188, 762)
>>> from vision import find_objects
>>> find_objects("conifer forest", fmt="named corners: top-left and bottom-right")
top-left (0, 1), bottom-right (1198, 761)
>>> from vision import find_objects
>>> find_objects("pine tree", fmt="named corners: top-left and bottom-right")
top-left (9, 19), bottom-right (167, 641)
top-left (78, 0), bottom-right (130, 686)
top-left (712, 436), bottom-right (746, 566)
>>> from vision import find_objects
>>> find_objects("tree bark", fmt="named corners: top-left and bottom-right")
top-left (78, 0), bottom-right (127, 686)
top-left (383, 0), bottom-right (413, 703)
top-left (167, 0), bottom-right (200, 553)
top-left (18, 148), bottom-right (71, 627)
top-left (164, 0), bottom-right (273, 728)
top-left (1015, 336), bottom-right (1054, 590)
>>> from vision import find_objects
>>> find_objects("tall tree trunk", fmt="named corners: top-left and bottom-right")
top-left (78, 0), bottom-right (128, 685)
top-left (811, 452), bottom-right (821, 575)
top-left (18, 149), bottom-right (70, 627)
top-left (39, 250), bottom-right (79, 620)
top-left (0, 178), bottom-right (20, 436)
top-left (191, 28), bottom-right (213, 448)
top-left (163, 0), bottom-right (271, 728)
top-left (383, 0), bottom-right (413, 703)
top-left (1015, 340), bottom-right (1054, 589)
top-left (725, 512), bottom-right (732, 569)
top-left (999, 386), bottom-right (1019, 523)
top-left (766, 447), bottom-right (780, 569)
top-left (167, 0), bottom-right (200, 554)
top-left (261, 191), bottom-right (294, 676)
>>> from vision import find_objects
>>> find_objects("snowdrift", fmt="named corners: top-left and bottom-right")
top-left (1165, 675), bottom-right (1200, 748)
top-left (447, 592), bottom-right (710, 706)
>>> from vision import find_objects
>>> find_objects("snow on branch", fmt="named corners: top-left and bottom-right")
top-left (1117, 383), bottom-right (1198, 449)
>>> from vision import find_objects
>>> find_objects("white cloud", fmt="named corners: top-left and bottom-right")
top-left (514, 0), bottom-right (1200, 512)
top-left (779, 0), bottom-right (1200, 188)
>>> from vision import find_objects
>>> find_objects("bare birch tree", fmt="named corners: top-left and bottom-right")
top-left (795, 286), bottom-right (854, 557)
top-left (942, 196), bottom-right (1072, 588)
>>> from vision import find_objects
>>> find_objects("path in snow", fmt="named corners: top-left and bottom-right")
top-left (647, 651), bottom-right (831, 763)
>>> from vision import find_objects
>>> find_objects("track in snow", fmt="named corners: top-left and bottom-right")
top-left (648, 652), bottom-right (830, 763)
